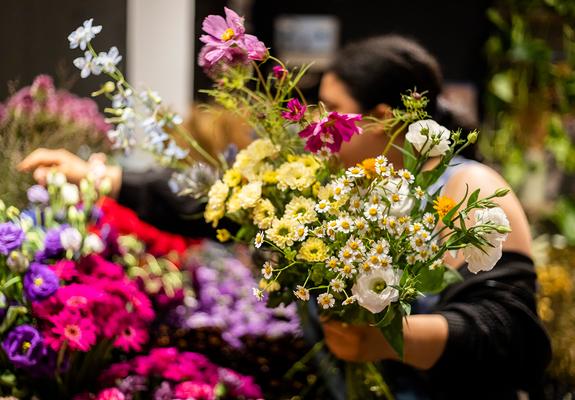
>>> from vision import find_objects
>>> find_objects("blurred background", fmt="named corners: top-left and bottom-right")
top-left (2, 1), bottom-right (575, 397)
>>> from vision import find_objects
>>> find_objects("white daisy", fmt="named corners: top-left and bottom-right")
top-left (261, 261), bottom-right (274, 279)
top-left (330, 279), bottom-right (346, 293)
top-left (317, 293), bottom-right (335, 309)
top-left (294, 285), bottom-right (310, 301)
top-left (254, 231), bottom-right (265, 248)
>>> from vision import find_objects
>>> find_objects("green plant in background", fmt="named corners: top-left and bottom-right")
top-left (0, 75), bottom-right (108, 207)
top-left (482, 0), bottom-right (575, 238)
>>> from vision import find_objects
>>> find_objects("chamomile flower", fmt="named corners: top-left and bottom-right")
top-left (252, 288), bottom-right (264, 301)
top-left (294, 225), bottom-right (309, 242)
top-left (364, 203), bottom-right (383, 222)
top-left (354, 217), bottom-right (369, 234)
top-left (379, 254), bottom-right (393, 269)
top-left (417, 248), bottom-right (432, 262)
top-left (348, 195), bottom-right (363, 214)
top-left (410, 222), bottom-right (424, 234)
top-left (372, 239), bottom-right (390, 255)
top-left (406, 254), bottom-right (417, 265)
top-left (430, 259), bottom-right (443, 270)
top-left (342, 295), bottom-right (358, 306)
top-left (330, 279), bottom-right (346, 293)
top-left (345, 236), bottom-right (365, 255)
top-left (339, 247), bottom-right (356, 264)
top-left (325, 257), bottom-right (339, 271)
top-left (317, 293), bottom-right (335, 309)
top-left (430, 241), bottom-right (440, 254)
top-left (366, 254), bottom-right (382, 269)
top-left (346, 165), bottom-right (366, 179)
top-left (410, 235), bottom-right (427, 251)
top-left (339, 263), bottom-right (357, 278)
top-left (397, 169), bottom-right (415, 184)
top-left (261, 261), bottom-right (274, 279)
top-left (422, 213), bottom-right (436, 229)
top-left (332, 182), bottom-right (348, 200)
top-left (336, 216), bottom-right (354, 234)
top-left (375, 155), bottom-right (389, 175)
top-left (414, 186), bottom-right (426, 200)
top-left (315, 200), bottom-right (331, 214)
top-left (254, 231), bottom-right (265, 248)
top-left (360, 261), bottom-right (373, 273)
top-left (294, 285), bottom-right (310, 301)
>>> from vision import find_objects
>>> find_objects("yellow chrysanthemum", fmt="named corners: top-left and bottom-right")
top-left (216, 229), bottom-right (231, 242)
top-left (223, 169), bottom-right (242, 187)
top-left (276, 161), bottom-right (316, 191)
top-left (433, 196), bottom-right (457, 218)
top-left (262, 170), bottom-right (278, 184)
top-left (297, 237), bottom-right (329, 262)
top-left (265, 218), bottom-right (298, 249)
top-left (361, 158), bottom-right (377, 178)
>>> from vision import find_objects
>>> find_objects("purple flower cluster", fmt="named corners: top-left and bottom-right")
top-left (2, 75), bottom-right (109, 133)
top-left (23, 263), bottom-right (60, 302)
top-left (180, 242), bottom-right (301, 348)
top-left (0, 222), bottom-right (25, 255)
top-left (2, 325), bottom-right (55, 375)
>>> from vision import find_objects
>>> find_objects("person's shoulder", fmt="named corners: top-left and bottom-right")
top-left (445, 161), bottom-right (508, 195)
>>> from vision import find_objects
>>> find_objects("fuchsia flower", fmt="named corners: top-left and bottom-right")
top-left (173, 381), bottom-right (215, 400)
top-left (49, 259), bottom-right (78, 281)
top-left (273, 65), bottom-right (287, 79)
top-left (113, 322), bottom-right (148, 352)
top-left (281, 98), bottom-right (307, 121)
top-left (298, 111), bottom-right (363, 153)
top-left (47, 311), bottom-right (97, 351)
top-left (199, 8), bottom-right (267, 74)
top-left (95, 388), bottom-right (125, 400)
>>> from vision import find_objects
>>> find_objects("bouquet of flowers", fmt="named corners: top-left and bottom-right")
top-left (78, 347), bottom-right (263, 400)
top-left (0, 75), bottom-right (108, 207)
top-left (71, 9), bottom-right (512, 398)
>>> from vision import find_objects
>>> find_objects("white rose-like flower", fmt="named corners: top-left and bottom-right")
top-left (61, 183), bottom-right (80, 205)
top-left (47, 171), bottom-right (67, 187)
top-left (83, 234), bottom-right (105, 253)
top-left (237, 182), bottom-right (262, 209)
top-left (60, 227), bottom-right (83, 252)
top-left (463, 207), bottom-right (510, 274)
top-left (406, 120), bottom-right (451, 157)
top-left (351, 268), bottom-right (402, 314)
top-left (384, 178), bottom-right (414, 216)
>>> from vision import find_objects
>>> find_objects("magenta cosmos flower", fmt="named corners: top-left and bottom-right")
top-left (199, 7), bottom-right (267, 73)
top-left (281, 98), bottom-right (307, 121)
top-left (298, 112), bottom-right (363, 153)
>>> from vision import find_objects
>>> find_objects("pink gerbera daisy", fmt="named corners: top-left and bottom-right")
top-left (47, 311), bottom-right (97, 352)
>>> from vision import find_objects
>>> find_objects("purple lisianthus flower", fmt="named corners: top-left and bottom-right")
top-left (27, 185), bottom-right (50, 204)
top-left (36, 225), bottom-right (66, 261)
top-left (2, 325), bottom-right (46, 369)
top-left (0, 223), bottom-right (25, 255)
top-left (298, 111), bottom-right (363, 153)
top-left (23, 262), bottom-right (59, 302)
top-left (281, 98), bottom-right (307, 122)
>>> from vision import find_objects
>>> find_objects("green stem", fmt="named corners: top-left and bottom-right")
top-left (382, 121), bottom-right (408, 156)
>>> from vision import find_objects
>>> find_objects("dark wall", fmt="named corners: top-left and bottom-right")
top-left (0, 0), bottom-right (127, 104)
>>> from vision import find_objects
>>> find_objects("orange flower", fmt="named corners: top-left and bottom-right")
top-left (433, 196), bottom-right (456, 218)
top-left (360, 158), bottom-right (377, 178)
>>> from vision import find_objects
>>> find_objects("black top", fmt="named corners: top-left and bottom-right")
top-left (117, 169), bottom-right (552, 400)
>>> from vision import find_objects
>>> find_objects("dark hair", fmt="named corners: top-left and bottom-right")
top-left (329, 35), bottom-right (479, 159)
top-left (328, 35), bottom-right (443, 114)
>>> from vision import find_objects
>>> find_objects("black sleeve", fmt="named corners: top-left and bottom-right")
top-left (117, 167), bottom-right (218, 238)
top-left (429, 252), bottom-right (552, 398)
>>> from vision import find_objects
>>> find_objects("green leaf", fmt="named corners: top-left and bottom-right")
top-left (0, 306), bottom-right (27, 335)
top-left (402, 140), bottom-right (417, 172)
top-left (380, 309), bottom-right (404, 359)
top-left (376, 305), bottom-right (396, 327)
top-left (466, 188), bottom-right (480, 208)
top-left (415, 265), bottom-right (445, 294)
top-left (400, 301), bottom-right (411, 316)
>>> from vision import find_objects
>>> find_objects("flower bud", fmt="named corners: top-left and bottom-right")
top-left (61, 183), bottom-right (80, 205)
top-left (495, 225), bottom-right (512, 234)
top-left (47, 171), bottom-right (66, 187)
top-left (67, 206), bottom-right (80, 223)
top-left (60, 227), bottom-right (82, 252)
top-left (83, 234), bottom-right (105, 254)
top-left (6, 207), bottom-right (20, 220)
top-left (467, 131), bottom-right (478, 144)
top-left (7, 251), bottom-right (29, 273)
top-left (495, 188), bottom-right (510, 198)
top-left (98, 177), bottom-right (112, 195)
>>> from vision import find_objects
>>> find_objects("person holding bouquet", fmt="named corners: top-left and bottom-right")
top-left (18, 27), bottom-right (550, 400)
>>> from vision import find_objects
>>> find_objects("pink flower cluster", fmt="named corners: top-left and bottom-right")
top-left (33, 255), bottom-right (154, 353)
top-left (1, 75), bottom-right (109, 133)
top-left (198, 7), bottom-right (267, 75)
top-left (298, 111), bottom-right (363, 153)
top-left (93, 347), bottom-right (263, 400)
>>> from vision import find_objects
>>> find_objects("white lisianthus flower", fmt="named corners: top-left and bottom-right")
top-left (83, 234), bottom-right (105, 253)
top-left (463, 207), bottom-right (510, 273)
top-left (60, 227), bottom-right (83, 252)
top-left (406, 120), bottom-right (451, 157)
top-left (68, 18), bottom-right (102, 50)
top-left (60, 183), bottom-right (80, 205)
top-left (351, 268), bottom-right (402, 314)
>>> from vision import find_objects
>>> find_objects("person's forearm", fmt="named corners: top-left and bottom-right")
top-left (105, 165), bottom-right (122, 199)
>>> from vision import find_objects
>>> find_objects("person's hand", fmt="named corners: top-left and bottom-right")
top-left (18, 148), bottom-right (122, 197)
top-left (321, 319), bottom-right (394, 362)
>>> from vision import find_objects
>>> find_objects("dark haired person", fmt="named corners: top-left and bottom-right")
top-left (318, 35), bottom-right (550, 399)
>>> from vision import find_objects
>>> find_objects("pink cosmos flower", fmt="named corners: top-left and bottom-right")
top-left (173, 381), bottom-right (215, 400)
top-left (47, 311), bottom-right (97, 351)
top-left (273, 65), bottom-right (287, 79)
top-left (95, 388), bottom-right (125, 400)
top-left (281, 98), bottom-right (307, 121)
top-left (198, 8), bottom-right (267, 74)
top-left (49, 259), bottom-right (78, 281)
top-left (298, 111), bottom-right (363, 153)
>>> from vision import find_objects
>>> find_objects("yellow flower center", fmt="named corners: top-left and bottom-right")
top-left (221, 28), bottom-right (235, 41)
top-left (34, 277), bottom-right (44, 287)
top-left (22, 341), bottom-right (31, 352)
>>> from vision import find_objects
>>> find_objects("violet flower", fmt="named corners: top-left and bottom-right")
top-left (2, 325), bottom-right (46, 369)
top-left (23, 262), bottom-right (60, 302)
top-left (27, 185), bottom-right (50, 204)
top-left (0, 223), bottom-right (25, 255)
top-left (298, 111), bottom-right (363, 153)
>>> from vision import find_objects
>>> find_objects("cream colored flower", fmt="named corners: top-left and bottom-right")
top-left (237, 181), bottom-right (262, 209)
top-left (351, 268), bottom-right (402, 314)
top-left (265, 217), bottom-right (298, 249)
top-left (254, 231), bottom-right (265, 248)
top-left (253, 199), bottom-right (276, 229)
top-left (261, 261), bottom-right (274, 279)
top-left (285, 196), bottom-right (318, 224)
top-left (223, 168), bottom-right (242, 187)
top-left (276, 161), bottom-right (316, 191)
